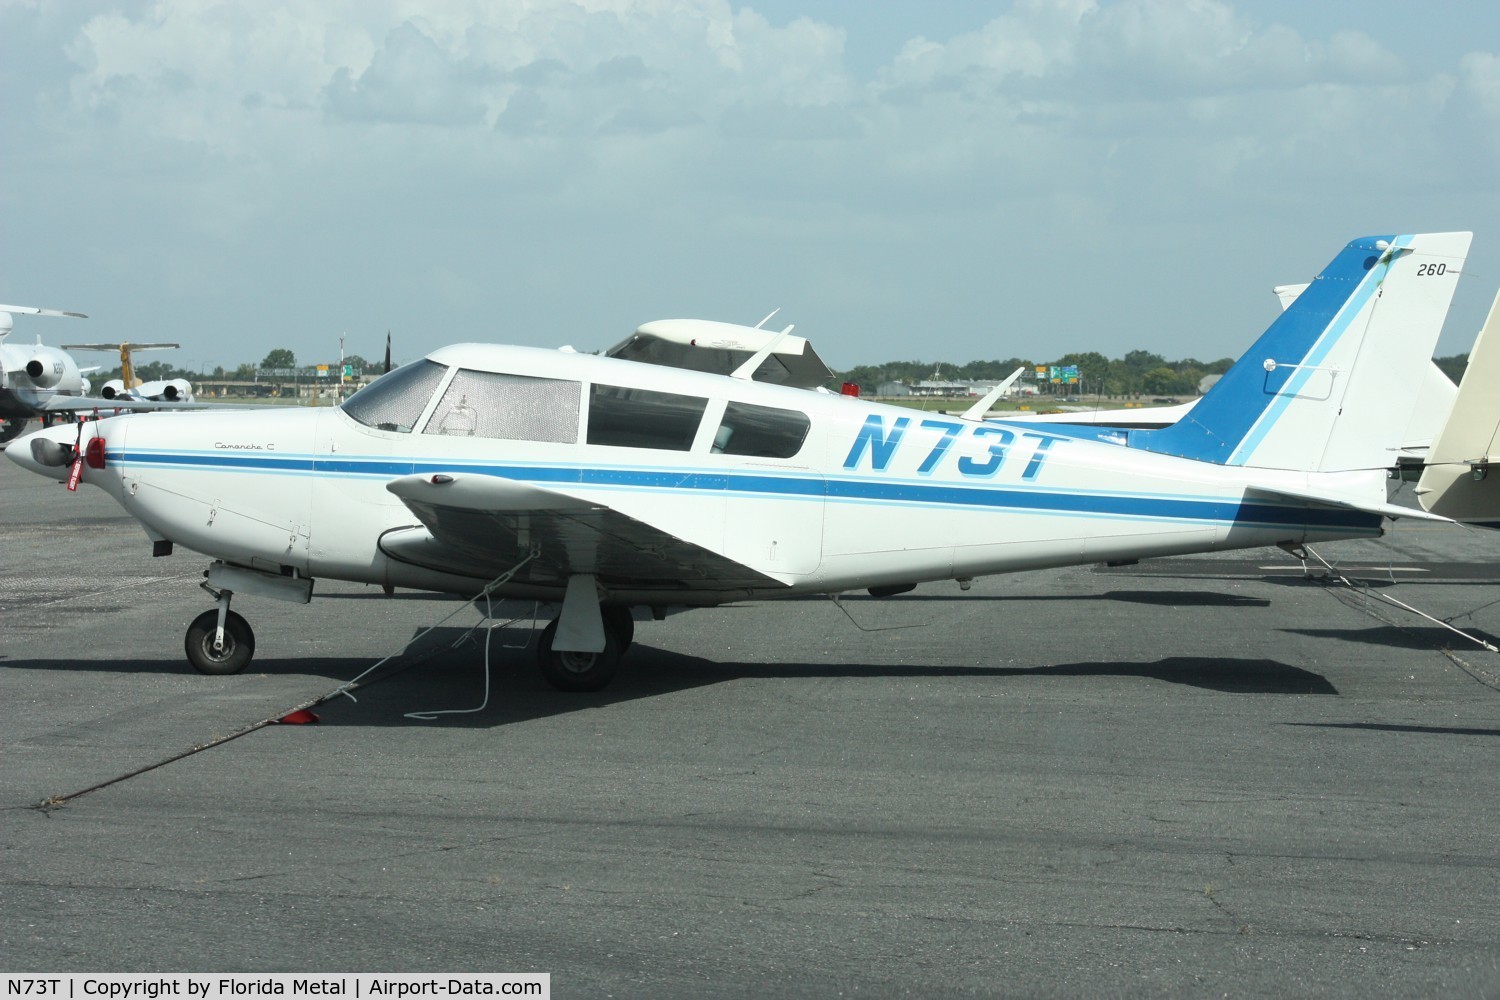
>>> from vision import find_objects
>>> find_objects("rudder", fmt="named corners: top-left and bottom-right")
top-left (1132, 232), bottom-right (1471, 472)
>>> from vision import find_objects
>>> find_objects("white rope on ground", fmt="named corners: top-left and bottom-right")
top-left (324, 546), bottom-right (539, 704)
top-left (402, 588), bottom-right (539, 721)
top-left (826, 592), bottom-right (929, 632)
top-left (1302, 544), bottom-right (1499, 653)
top-left (35, 548), bottom-right (543, 808)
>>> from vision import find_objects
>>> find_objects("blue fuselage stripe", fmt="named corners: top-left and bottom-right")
top-left (109, 449), bottom-right (1380, 532)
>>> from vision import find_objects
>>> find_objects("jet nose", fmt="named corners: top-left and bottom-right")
top-left (6, 421), bottom-right (87, 481)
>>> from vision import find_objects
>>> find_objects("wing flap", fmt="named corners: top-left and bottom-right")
top-left (382, 472), bottom-right (791, 591)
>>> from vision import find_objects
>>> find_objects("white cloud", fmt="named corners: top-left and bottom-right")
top-left (1461, 50), bottom-right (1500, 116)
top-left (4, 0), bottom-right (1498, 365)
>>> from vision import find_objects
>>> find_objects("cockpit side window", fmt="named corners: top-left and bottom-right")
top-left (340, 359), bottom-right (447, 433)
top-left (423, 370), bottom-right (582, 442)
top-left (586, 384), bottom-right (708, 451)
top-left (712, 401), bottom-right (810, 459)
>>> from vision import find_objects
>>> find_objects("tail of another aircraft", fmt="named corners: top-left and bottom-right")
top-left (1414, 287), bottom-right (1500, 525)
top-left (1132, 232), bottom-right (1471, 472)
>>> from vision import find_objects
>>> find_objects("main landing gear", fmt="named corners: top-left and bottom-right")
top-left (536, 604), bottom-right (635, 693)
top-left (0, 417), bottom-right (29, 444)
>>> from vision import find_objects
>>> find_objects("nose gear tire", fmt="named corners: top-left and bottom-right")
top-left (185, 609), bottom-right (256, 675)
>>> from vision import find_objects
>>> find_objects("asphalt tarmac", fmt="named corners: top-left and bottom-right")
top-left (2, 454), bottom-right (1498, 997)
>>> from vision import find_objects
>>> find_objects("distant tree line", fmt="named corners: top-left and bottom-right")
top-left (84, 345), bottom-right (1474, 396)
top-left (86, 348), bottom-right (388, 385)
top-left (841, 351), bottom-right (1472, 396)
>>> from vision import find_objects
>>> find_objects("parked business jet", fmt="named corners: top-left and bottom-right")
top-left (0, 304), bottom-right (92, 442)
top-left (8, 233), bottom-right (1471, 691)
top-left (0, 309), bottom-right (203, 443)
top-left (64, 342), bottom-right (196, 404)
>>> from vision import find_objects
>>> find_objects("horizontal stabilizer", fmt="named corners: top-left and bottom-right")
top-left (63, 342), bottom-right (180, 351)
top-left (1245, 485), bottom-right (1450, 524)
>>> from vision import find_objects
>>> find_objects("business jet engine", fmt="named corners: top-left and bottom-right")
top-left (25, 354), bottom-right (67, 388)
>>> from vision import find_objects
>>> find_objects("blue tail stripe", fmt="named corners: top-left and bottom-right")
top-left (1129, 235), bottom-right (1397, 464)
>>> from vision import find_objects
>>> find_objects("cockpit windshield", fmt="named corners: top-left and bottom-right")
top-left (340, 359), bottom-right (447, 432)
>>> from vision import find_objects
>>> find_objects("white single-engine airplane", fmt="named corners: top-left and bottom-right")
top-left (8, 233), bottom-right (1471, 691)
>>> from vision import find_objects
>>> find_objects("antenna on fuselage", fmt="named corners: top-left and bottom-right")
top-left (730, 324), bottom-right (795, 381)
top-left (958, 367), bottom-right (1027, 422)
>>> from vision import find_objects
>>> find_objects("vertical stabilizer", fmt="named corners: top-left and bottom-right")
top-left (1132, 232), bottom-right (1470, 472)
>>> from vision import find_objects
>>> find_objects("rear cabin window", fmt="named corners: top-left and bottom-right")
top-left (340, 360), bottom-right (447, 433)
top-left (712, 401), bottom-right (810, 458)
top-left (586, 384), bottom-right (708, 451)
top-left (423, 370), bottom-right (581, 443)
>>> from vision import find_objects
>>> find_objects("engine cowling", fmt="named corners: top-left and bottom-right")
top-left (25, 356), bottom-right (64, 388)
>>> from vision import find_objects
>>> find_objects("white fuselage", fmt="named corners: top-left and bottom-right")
top-left (20, 344), bottom-right (1386, 605)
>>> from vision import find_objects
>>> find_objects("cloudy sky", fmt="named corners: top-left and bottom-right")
top-left (3, 0), bottom-right (1499, 373)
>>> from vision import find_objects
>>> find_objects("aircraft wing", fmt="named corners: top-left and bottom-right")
top-left (381, 472), bottom-right (791, 591)
top-left (62, 342), bottom-right (180, 351)
top-left (35, 394), bottom-right (215, 412)
top-left (1244, 485), bottom-right (1451, 523)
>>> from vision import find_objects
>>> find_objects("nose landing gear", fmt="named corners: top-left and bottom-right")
top-left (182, 561), bottom-right (314, 675)
top-left (185, 605), bottom-right (256, 675)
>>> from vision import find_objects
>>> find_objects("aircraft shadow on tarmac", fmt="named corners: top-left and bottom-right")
top-left (247, 658), bottom-right (1330, 730)
top-left (1285, 721), bottom-right (1500, 738)
top-left (4, 631), bottom-right (1338, 729)
top-left (771, 589), bottom-right (1273, 607)
top-left (1282, 624), bottom-right (1500, 651)
top-left (314, 649), bottom-right (1338, 728)
top-left (995, 590), bottom-right (1271, 607)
